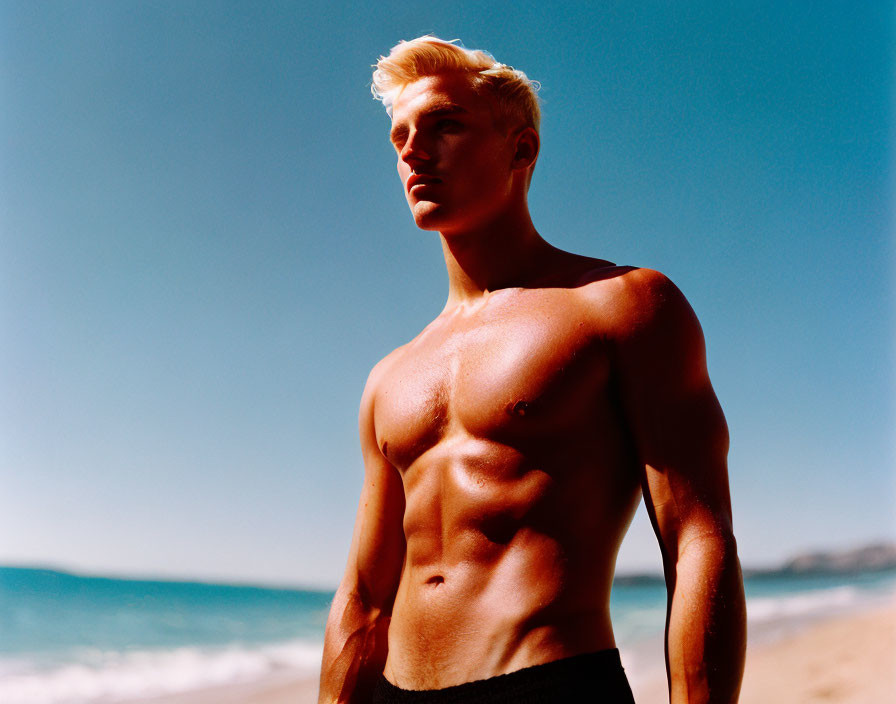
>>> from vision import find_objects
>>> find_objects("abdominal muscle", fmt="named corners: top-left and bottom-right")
top-left (382, 441), bottom-right (638, 690)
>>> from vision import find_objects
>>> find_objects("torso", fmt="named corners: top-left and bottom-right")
top-left (373, 262), bottom-right (644, 689)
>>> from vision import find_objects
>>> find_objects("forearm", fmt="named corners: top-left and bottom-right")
top-left (665, 533), bottom-right (746, 704)
top-left (318, 583), bottom-right (391, 704)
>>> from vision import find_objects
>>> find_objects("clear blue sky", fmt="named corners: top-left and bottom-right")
top-left (2, 1), bottom-right (893, 588)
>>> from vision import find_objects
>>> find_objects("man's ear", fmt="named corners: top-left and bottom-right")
top-left (511, 127), bottom-right (540, 171)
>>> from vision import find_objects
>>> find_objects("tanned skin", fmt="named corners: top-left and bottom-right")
top-left (319, 72), bottom-right (746, 703)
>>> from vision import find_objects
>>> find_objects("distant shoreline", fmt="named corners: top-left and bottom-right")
top-left (4, 538), bottom-right (895, 592)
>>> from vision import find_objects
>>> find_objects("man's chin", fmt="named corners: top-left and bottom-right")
top-left (410, 201), bottom-right (450, 231)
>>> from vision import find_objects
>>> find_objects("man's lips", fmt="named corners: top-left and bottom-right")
top-left (406, 173), bottom-right (442, 192)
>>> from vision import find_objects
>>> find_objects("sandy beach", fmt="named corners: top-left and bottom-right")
top-left (739, 602), bottom-right (895, 704)
top-left (632, 602), bottom-right (896, 704)
top-left (141, 601), bottom-right (895, 704)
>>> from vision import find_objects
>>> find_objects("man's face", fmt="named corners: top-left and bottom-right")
top-left (389, 73), bottom-right (517, 234)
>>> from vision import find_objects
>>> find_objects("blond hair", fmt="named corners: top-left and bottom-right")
top-left (371, 36), bottom-right (541, 132)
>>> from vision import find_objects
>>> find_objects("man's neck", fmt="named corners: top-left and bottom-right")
top-left (439, 208), bottom-right (558, 309)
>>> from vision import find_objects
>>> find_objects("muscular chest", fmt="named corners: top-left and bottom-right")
top-left (374, 295), bottom-right (612, 470)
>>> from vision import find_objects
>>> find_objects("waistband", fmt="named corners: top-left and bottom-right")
top-left (371, 648), bottom-right (635, 704)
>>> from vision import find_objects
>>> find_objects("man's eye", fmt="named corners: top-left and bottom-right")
top-left (436, 119), bottom-right (461, 131)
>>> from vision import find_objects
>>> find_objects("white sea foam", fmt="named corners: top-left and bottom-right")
top-left (0, 640), bottom-right (323, 704)
top-left (746, 585), bottom-right (859, 624)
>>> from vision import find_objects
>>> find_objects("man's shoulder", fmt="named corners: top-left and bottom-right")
top-left (563, 265), bottom-right (702, 358)
top-left (546, 252), bottom-right (674, 300)
top-left (574, 264), bottom-right (683, 315)
top-left (360, 335), bottom-right (426, 410)
top-left (363, 344), bottom-right (408, 396)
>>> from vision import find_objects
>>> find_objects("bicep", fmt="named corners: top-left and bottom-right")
top-left (638, 384), bottom-right (732, 558)
top-left (341, 381), bottom-right (406, 610)
top-left (613, 271), bottom-right (733, 557)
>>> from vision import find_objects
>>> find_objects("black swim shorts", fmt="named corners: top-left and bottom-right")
top-left (371, 648), bottom-right (636, 703)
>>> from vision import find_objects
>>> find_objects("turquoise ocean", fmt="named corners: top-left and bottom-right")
top-left (1, 566), bottom-right (894, 703)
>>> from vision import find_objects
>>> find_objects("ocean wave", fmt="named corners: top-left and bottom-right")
top-left (746, 585), bottom-right (860, 623)
top-left (0, 640), bottom-right (323, 704)
top-left (613, 578), bottom-right (895, 650)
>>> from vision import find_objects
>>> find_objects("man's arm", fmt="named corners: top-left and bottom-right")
top-left (319, 366), bottom-right (406, 704)
top-left (612, 269), bottom-right (746, 704)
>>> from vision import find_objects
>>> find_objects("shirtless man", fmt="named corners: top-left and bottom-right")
top-left (319, 36), bottom-right (746, 703)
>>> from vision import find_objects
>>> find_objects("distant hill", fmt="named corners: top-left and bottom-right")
top-left (616, 541), bottom-right (896, 583)
top-left (775, 542), bottom-right (896, 575)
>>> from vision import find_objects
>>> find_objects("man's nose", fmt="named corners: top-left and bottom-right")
top-left (400, 131), bottom-right (430, 167)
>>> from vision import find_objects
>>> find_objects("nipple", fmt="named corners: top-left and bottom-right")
top-left (507, 400), bottom-right (530, 417)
